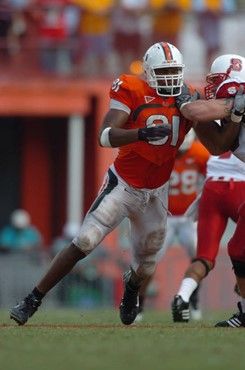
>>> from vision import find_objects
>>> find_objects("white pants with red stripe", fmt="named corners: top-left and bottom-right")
top-left (73, 165), bottom-right (169, 278)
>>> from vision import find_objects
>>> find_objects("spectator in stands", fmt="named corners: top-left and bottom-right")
top-left (7, 3), bottom-right (27, 56)
top-left (74, 0), bottom-right (115, 76)
top-left (0, 209), bottom-right (43, 254)
top-left (193, 0), bottom-right (236, 72)
top-left (34, 0), bottom-right (76, 75)
top-left (0, 1), bottom-right (13, 62)
top-left (150, 0), bottom-right (187, 50)
top-left (112, 0), bottom-right (150, 74)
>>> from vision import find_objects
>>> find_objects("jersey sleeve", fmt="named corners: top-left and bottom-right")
top-left (110, 75), bottom-right (134, 110)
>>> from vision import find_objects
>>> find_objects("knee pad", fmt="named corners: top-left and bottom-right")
top-left (191, 258), bottom-right (212, 277)
top-left (231, 259), bottom-right (245, 278)
top-left (73, 232), bottom-right (97, 255)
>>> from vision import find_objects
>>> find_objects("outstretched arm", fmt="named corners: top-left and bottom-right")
top-left (193, 119), bottom-right (241, 155)
top-left (176, 86), bottom-right (243, 155)
top-left (180, 98), bottom-right (233, 123)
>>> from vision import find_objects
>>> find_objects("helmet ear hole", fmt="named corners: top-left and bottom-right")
top-left (143, 42), bottom-right (185, 97)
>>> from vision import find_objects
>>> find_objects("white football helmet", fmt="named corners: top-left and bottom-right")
top-left (143, 42), bottom-right (185, 97)
top-left (205, 54), bottom-right (245, 99)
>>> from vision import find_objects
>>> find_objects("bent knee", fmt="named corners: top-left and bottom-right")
top-left (73, 226), bottom-right (103, 254)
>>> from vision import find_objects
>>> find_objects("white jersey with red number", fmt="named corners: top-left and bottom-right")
top-left (109, 74), bottom-right (193, 189)
top-left (207, 152), bottom-right (245, 180)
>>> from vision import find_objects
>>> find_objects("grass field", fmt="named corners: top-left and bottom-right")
top-left (0, 308), bottom-right (244, 370)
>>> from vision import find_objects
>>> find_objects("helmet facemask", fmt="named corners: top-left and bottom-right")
top-left (148, 66), bottom-right (184, 97)
top-left (205, 72), bottom-right (231, 99)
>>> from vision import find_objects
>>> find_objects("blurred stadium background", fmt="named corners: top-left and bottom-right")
top-left (0, 0), bottom-right (244, 315)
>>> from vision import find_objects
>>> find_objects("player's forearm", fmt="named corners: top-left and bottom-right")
top-left (194, 120), bottom-right (240, 155)
top-left (181, 98), bottom-right (233, 123)
top-left (107, 127), bottom-right (139, 147)
top-left (98, 109), bottom-right (139, 147)
top-left (98, 126), bottom-right (140, 148)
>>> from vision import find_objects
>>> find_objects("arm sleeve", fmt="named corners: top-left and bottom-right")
top-left (110, 75), bottom-right (134, 111)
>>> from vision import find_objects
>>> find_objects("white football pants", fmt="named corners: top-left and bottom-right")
top-left (73, 165), bottom-right (169, 278)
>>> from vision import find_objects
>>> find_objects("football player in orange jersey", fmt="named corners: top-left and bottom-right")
top-left (10, 42), bottom-right (239, 326)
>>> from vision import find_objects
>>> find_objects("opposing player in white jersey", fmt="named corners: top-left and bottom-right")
top-left (172, 152), bottom-right (245, 322)
top-left (171, 54), bottom-right (245, 327)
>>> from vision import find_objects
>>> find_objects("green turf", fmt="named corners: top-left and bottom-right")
top-left (0, 309), bottom-right (244, 370)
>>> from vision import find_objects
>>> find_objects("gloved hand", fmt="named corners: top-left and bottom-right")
top-left (138, 124), bottom-right (171, 142)
top-left (175, 84), bottom-right (200, 110)
top-left (231, 85), bottom-right (245, 123)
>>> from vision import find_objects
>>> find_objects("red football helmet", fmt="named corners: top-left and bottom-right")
top-left (205, 54), bottom-right (245, 99)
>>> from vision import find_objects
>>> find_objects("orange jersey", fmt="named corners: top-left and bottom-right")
top-left (110, 74), bottom-right (193, 189)
top-left (168, 140), bottom-right (210, 215)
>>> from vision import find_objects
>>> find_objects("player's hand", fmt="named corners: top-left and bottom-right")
top-left (175, 84), bottom-right (200, 110)
top-left (138, 124), bottom-right (171, 142)
top-left (231, 85), bottom-right (245, 123)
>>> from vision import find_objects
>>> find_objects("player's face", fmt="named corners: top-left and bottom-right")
top-left (154, 67), bottom-right (182, 87)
